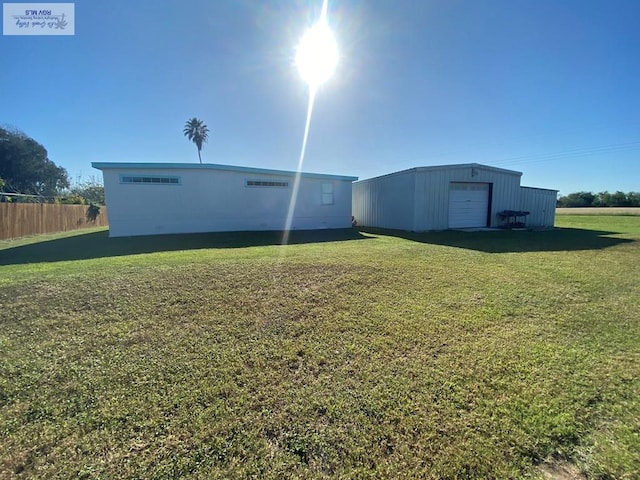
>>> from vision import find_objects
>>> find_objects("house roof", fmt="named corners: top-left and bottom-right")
top-left (91, 162), bottom-right (358, 182)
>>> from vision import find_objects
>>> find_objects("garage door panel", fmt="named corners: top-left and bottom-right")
top-left (449, 183), bottom-right (490, 228)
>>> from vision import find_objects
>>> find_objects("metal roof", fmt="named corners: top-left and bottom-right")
top-left (356, 163), bottom-right (522, 183)
top-left (91, 162), bottom-right (358, 182)
top-left (413, 163), bottom-right (522, 176)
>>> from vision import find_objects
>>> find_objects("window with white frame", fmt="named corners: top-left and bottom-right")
top-left (120, 175), bottom-right (181, 185)
top-left (321, 182), bottom-right (334, 205)
top-left (245, 179), bottom-right (289, 188)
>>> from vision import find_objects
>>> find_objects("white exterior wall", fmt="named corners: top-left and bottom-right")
top-left (413, 165), bottom-right (522, 230)
top-left (520, 186), bottom-right (558, 228)
top-left (100, 166), bottom-right (355, 237)
top-left (352, 170), bottom-right (416, 230)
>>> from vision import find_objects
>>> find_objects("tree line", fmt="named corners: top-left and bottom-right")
top-left (557, 191), bottom-right (640, 208)
top-left (0, 126), bottom-right (104, 204)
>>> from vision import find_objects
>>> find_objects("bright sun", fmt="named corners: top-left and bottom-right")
top-left (295, 19), bottom-right (338, 89)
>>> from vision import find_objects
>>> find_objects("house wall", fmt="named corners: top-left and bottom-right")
top-left (352, 169), bottom-right (416, 230)
top-left (520, 186), bottom-right (558, 228)
top-left (101, 167), bottom-right (354, 237)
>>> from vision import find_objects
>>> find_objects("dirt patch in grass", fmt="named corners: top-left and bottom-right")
top-left (538, 460), bottom-right (586, 479)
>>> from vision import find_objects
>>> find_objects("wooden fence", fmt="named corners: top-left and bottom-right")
top-left (0, 203), bottom-right (109, 240)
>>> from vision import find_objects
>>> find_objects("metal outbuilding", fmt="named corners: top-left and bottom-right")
top-left (352, 163), bottom-right (557, 231)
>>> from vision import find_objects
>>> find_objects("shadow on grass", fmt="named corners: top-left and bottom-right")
top-left (359, 227), bottom-right (634, 253)
top-left (0, 228), bottom-right (372, 265)
top-left (1, 226), bottom-right (633, 265)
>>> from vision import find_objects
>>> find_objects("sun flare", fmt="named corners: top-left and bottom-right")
top-left (284, 0), bottom-right (338, 244)
top-left (295, 19), bottom-right (338, 89)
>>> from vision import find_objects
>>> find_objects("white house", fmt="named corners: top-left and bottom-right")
top-left (92, 162), bottom-right (358, 237)
top-left (352, 163), bottom-right (557, 231)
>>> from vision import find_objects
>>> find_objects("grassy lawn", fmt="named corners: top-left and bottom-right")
top-left (1, 216), bottom-right (638, 479)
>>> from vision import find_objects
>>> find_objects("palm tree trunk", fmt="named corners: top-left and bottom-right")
top-left (198, 148), bottom-right (202, 164)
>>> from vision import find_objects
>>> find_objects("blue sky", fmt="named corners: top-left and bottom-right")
top-left (2, 0), bottom-right (639, 195)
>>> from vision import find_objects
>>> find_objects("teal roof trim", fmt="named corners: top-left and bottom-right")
top-left (92, 162), bottom-right (358, 182)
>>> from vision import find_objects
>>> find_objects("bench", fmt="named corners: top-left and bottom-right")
top-left (498, 210), bottom-right (530, 228)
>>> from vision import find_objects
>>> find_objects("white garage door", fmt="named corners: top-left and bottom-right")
top-left (448, 183), bottom-right (490, 228)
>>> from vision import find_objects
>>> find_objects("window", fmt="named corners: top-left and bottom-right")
top-left (120, 175), bottom-right (180, 185)
top-left (245, 179), bottom-right (289, 188)
top-left (321, 182), bottom-right (334, 205)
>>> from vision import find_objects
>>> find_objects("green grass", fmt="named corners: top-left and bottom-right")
top-left (1, 217), bottom-right (639, 479)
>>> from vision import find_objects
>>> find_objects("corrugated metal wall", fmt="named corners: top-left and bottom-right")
top-left (352, 170), bottom-right (416, 230)
top-left (414, 165), bottom-right (522, 230)
top-left (353, 164), bottom-right (556, 231)
top-left (520, 186), bottom-right (557, 228)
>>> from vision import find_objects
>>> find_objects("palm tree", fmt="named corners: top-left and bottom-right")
top-left (183, 118), bottom-right (209, 164)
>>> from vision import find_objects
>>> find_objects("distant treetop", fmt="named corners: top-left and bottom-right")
top-left (0, 126), bottom-right (70, 197)
top-left (557, 191), bottom-right (640, 208)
